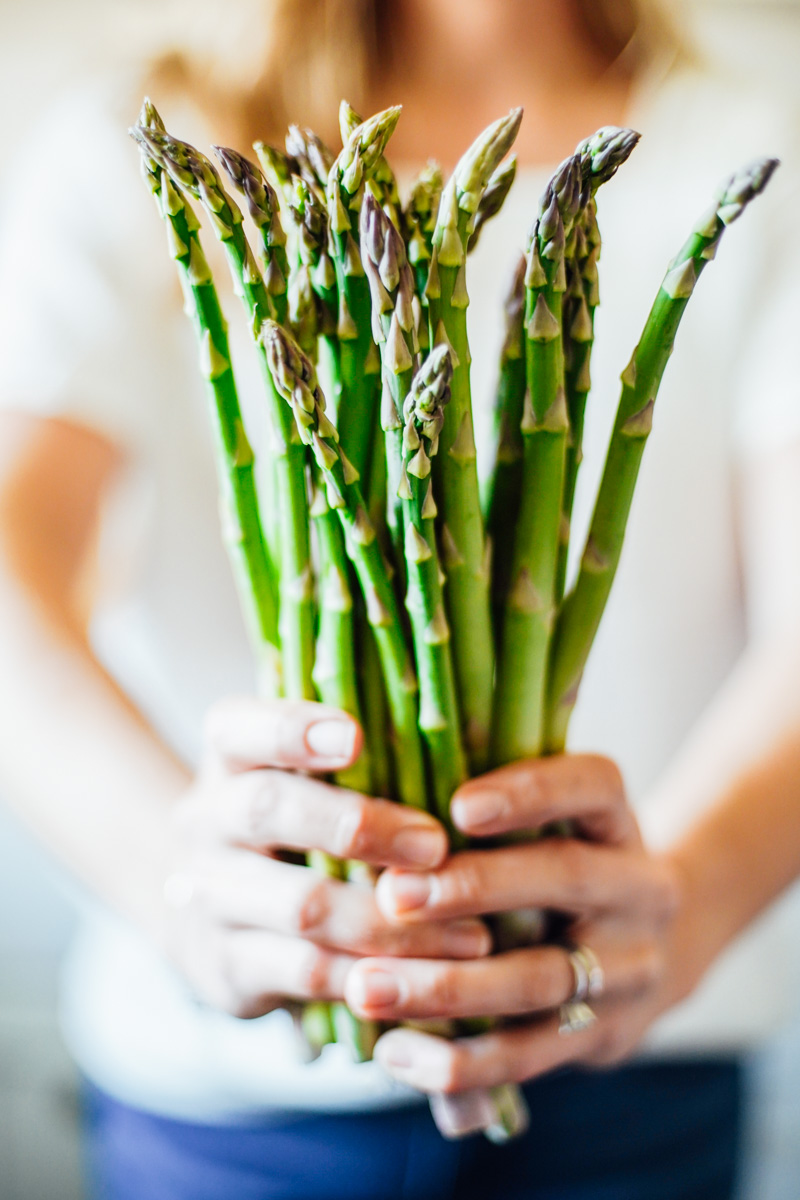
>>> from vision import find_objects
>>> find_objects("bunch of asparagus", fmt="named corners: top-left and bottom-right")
top-left (131, 99), bottom-right (777, 1141)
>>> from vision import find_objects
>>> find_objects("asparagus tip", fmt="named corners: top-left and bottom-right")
top-left (576, 126), bottom-right (641, 189)
top-left (453, 107), bottom-right (524, 212)
top-left (138, 96), bottom-right (165, 133)
top-left (715, 156), bottom-right (780, 224)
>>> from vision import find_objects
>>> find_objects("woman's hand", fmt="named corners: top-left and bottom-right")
top-left (344, 755), bottom-right (694, 1094)
top-left (159, 695), bottom-right (491, 1019)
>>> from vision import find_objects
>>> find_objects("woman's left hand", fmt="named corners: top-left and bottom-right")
top-left (344, 755), bottom-right (697, 1095)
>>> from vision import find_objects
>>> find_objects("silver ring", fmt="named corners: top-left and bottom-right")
top-left (564, 943), bottom-right (605, 1004)
top-left (571, 944), bottom-right (605, 1001)
top-left (558, 1000), bottom-right (597, 1036)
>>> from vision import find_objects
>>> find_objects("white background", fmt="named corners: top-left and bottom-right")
top-left (0, 2), bottom-right (799, 1196)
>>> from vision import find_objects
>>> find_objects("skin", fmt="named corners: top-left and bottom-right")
top-left (2, 0), bottom-right (800, 1112)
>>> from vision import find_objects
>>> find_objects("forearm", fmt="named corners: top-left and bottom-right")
top-left (645, 632), bottom-right (800, 988)
top-left (0, 572), bottom-right (189, 942)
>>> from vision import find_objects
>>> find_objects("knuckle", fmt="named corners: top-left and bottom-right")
top-left (556, 840), bottom-right (596, 908)
top-left (238, 771), bottom-right (283, 846)
top-left (428, 964), bottom-right (461, 1014)
top-left (292, 877), bottom-right (332, 936)
top-left (449, 858), bottom-right (486, 909)
top-left (332, 796), bottom-right (372, 859)
top-left (297, 944), bottom-right (333, 999)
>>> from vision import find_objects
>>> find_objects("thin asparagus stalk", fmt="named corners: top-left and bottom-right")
top-left (362, 190), bottom-right (468, 827)
top-left (483, 255), bottom-right (526, 640)
top-left (467, 156), bottom-right (518, 253)
top-left (285, 123), bottom-right (334, 199)
top-left (214, 147), bottom-right (291, 325)
top-left (136, 123), bottom-right (317, 703)
top-left (399, 347), bottom-right (469, 834)
top-left (426, 108), bottom-right (523, 772)
top-left (339, 100), bottom-right (402, 228)
top-left (490, 154), bottom-right (582, 766)
top-left (263, 319), bottom-right (429, 812)
top-left (326, 106), bottom-right (402, 484)
top-left (308, 474), bottom-right (372, 792)
top-left (556, 128), bottom-right (641, 599)
top-left (403, 161), bottom-right (444, 312)
top-left (130, 103), bottom-right (281, 696)
top-left (546, 156), bottom-right (779, 751)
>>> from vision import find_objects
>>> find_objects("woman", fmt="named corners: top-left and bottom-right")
top-left (1, 1), bottom-right (799, 1196)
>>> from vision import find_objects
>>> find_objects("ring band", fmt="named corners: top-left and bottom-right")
top-left (564, 942), bottom-right (605, 1004)
top-left (558, 943), bottom-right (604, 1036)
top-left (558, 1000), bottom-right (597, 1036)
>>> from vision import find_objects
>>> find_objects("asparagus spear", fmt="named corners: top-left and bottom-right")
top-left (339, 100), bottom-right (402, 228)
top-left (491, 154), bottom-right (582, 766)
top-left (214, 147), bottom-right (290, 325)
top-left (546, 156), bottom-right (779, 751)
top-left (136, 123), bottom-right (317, 703)
top-left (131, 103), bottom-right (281, 696)
top-left (263, 319), bottom-right (429, 812)
top-left (426, 108), bottom-right (523, 772)
top-left (326, 106), bottom-right (402, 484)
top-left (556, 128), bottom-right (641, 599)
top-left (483, 255), bottom-right (526, 627)
top-left (403, 161), bottom-right (444, 311)
top-left (400, 347), bottom-right (469, 833)
top-left (285, 123), bottom-right (334, 198)
top-left (467, 156), bottom-right (518, 253)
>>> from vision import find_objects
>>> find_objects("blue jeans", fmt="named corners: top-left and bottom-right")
top-left (84, 1059), bottom-right (742, 1200)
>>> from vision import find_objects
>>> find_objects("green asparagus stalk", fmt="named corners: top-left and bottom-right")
top-left (399, 347), bottom-right (469, 833)
top-left (546, 156), bottom-right (779, 751)
top-left (339, 100), bottom-right (402, 228)
top-left (136, 124), bottom-right (317, 703)
top-left (467, 156), bottom-right (518, 253)
top-left (491, 154), bottom-right (582, 766)
top-left (362, 192), bottom-right (468, 826)
top-left (483, 255), bottom-right (526, 640)
top-left (325, 106), bottom-right (402, 484)
top-left (403, 161), bottom-right (444, 313)
top-left (131, 103), bottom-right (281, 696)
top-left (556, 128), bottom-right (641, 599)
top-left (263, 319), bottom-right (428, 812)
top-left (426, 109), bottom-right (522, 772)
top-left (285, 123), bottom-right (334, 199)
top-left (214, 147), bottom-right (290, 325)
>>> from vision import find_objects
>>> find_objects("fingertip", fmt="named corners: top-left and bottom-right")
top-left (450, 788), bottom-right (509, 835)
top-left (304, 711), bottom-right (363, 768)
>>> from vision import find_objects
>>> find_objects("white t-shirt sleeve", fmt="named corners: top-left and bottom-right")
top-left (0, 86), bottom-right (178, 452)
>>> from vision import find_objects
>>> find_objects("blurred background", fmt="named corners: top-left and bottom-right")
top-left (0, 1), bottom-right (799, 1196)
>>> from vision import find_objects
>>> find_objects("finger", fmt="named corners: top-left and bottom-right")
top-left (222, 928), bottom-right (356, 1016)
top-left (376, 840), bottom-right (678, 924)
top-left (195, 852), bottom-right (492, 960)
top-left (374, 1013), bottom-right (599, 1094)
top-left (216, 769), bottom-right (448, 869)
top-left (450, 754), bottom-right (639, 845)
top-left (204, 695), bottom-right (363, 773)
top-left (345, 939), bottom-right (659, 1021)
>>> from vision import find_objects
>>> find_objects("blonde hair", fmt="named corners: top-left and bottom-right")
top-left (143, 0), bottom-right (684, 148)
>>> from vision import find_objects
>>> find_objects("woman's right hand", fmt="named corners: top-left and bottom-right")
top-left (159, 695), bottom-right (491, 1018)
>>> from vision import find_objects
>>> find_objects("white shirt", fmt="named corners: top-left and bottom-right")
top-left (1, 64), bottom-right (799, 1121)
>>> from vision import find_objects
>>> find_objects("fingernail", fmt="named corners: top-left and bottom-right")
top-left (443, 920), bottom-right (492, 958)
top-left (451, 789), bottom-right (508, 831)
top-left (392, 824), bottom-right (446, 869)
top-left (305, 719), bottom-right (357, 762)
top-left (384, 871), bottom-right (434, 912)
top-left (349, 968), bottom-right (406, 1011)
top-left (375, 1032), bottom-right (416, 1070)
